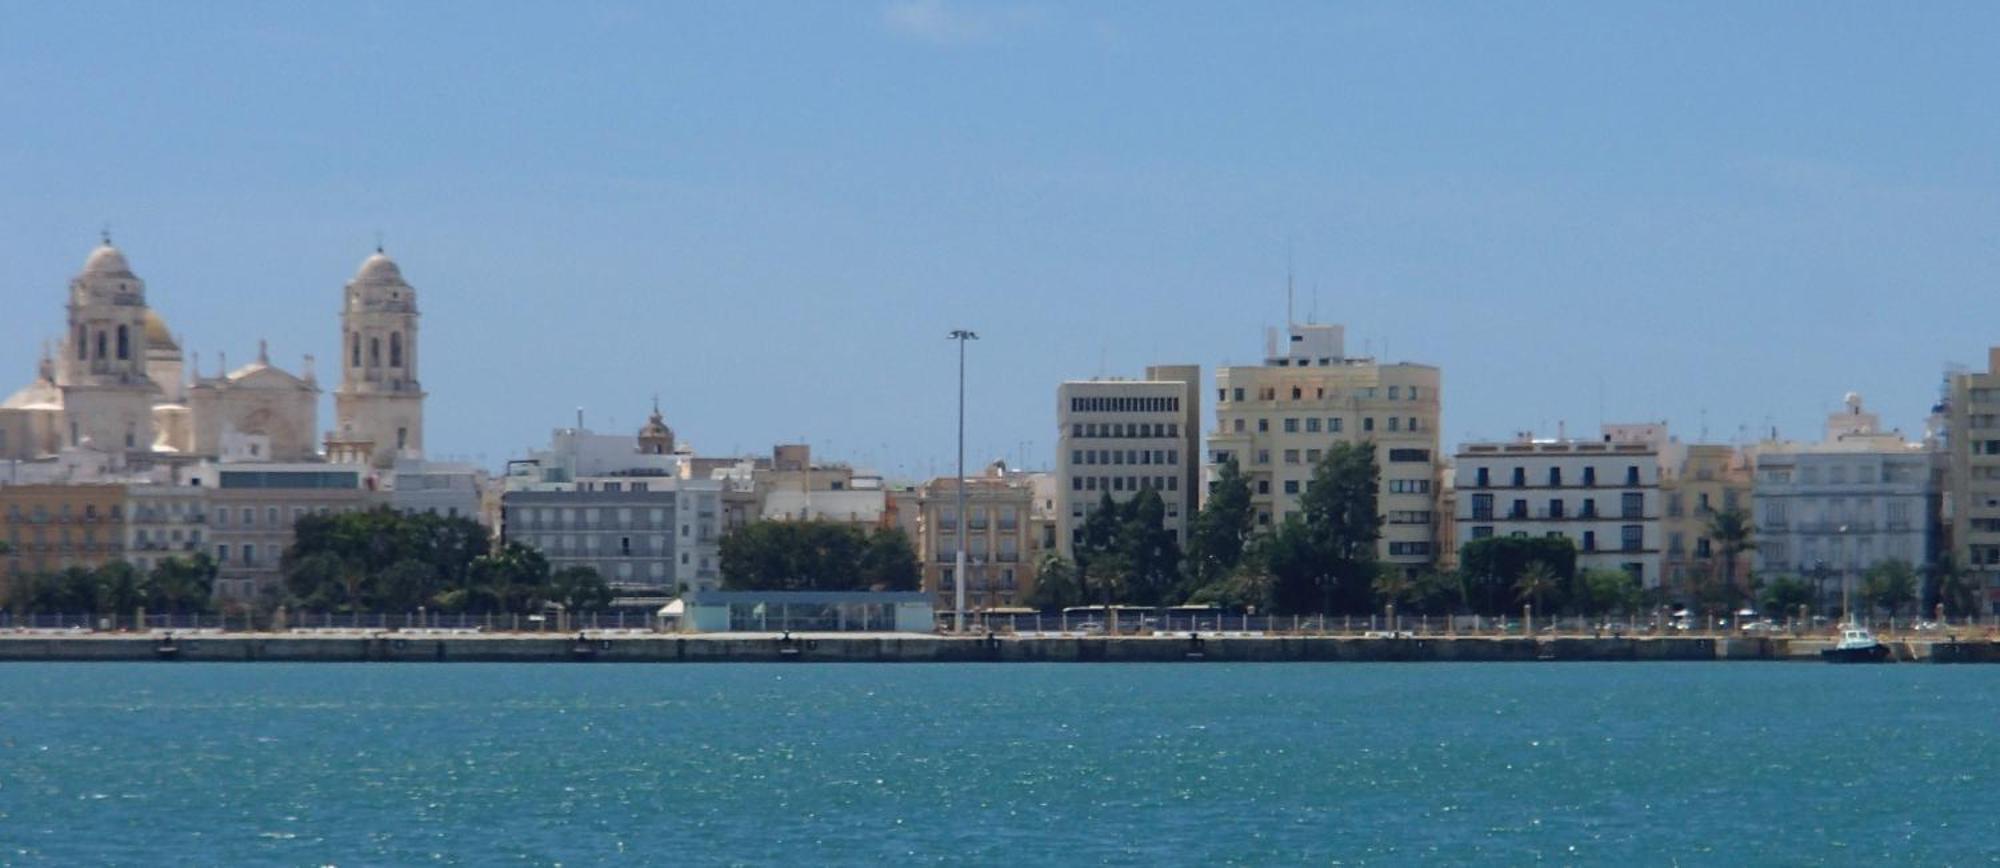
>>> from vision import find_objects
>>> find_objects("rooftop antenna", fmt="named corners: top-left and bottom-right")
top-left (100, 224), bottom-right (112, 246)
top-left (1309, 280), bottom-right (1319, 325)
top-left (374, 229), bottom-right (385, 254)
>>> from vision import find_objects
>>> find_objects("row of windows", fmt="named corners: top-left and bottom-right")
top-left (1387, 542), bottom-right (1431, 556)
top-left (931, 539), bottom-right (1023, 564)
top-left (4, 503), bottom-right (124, 522)
top-left (1221, 385), bottom-right (1425, 403)
top-left (1758, 463), bottom-right (1922, 485)
top-left (1071, 449), bottom-right (1179, 467)
top-left (76, 323), bottom-right (134, 362)
top-left (1470, 492), bottom-right (1646, 520)
top-left (1069, 422), bottom-right (1181, 439)
top-left (508, 506), bottom-right (681, 529)
top-left (1760, 498), bottom-right (1916, 527)
top-left (1472, 466), bottom-right (1642, 488)
top-left (1073, 475), bottom-right (1181, 494)
top-left (1068, 396), bottom-right (1181, 413)
top-left (1468, 525), bottom-right (1646, 552)
top-left (349, 330), bottom-right (409, 369)
top-left (1230, 416), bottom-right (1425, 435)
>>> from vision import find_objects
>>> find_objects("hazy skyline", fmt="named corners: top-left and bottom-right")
top-left (4, 3), bottom-right (1997, 476)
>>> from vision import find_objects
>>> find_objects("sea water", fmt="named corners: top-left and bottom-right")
top-left (0, 662), bottom-right (1993, 865)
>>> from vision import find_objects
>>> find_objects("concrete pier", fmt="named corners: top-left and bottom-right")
top-left (2, 632), bottom-right (1997, 663)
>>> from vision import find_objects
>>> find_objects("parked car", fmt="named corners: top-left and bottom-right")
top-left (1074, 621), bottom-right (1105, 635)
top-left (1739, 620), bottom-right (1780, 635)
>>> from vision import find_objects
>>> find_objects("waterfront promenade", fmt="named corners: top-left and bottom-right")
top-left (5, 628), bottom-right (2000, 663)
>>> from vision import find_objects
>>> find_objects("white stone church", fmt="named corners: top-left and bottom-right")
top-left (0, 238), bottom-right (425, 471)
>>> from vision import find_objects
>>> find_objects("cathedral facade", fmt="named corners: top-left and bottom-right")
top-left (0, 240), bottom-right (426, 470)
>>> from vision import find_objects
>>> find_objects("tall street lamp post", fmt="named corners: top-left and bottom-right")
top-left (949, 329), bottom-right (979, 633)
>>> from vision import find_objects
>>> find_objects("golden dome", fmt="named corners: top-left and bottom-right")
top-left (143, 309), bottom-right (179, 351)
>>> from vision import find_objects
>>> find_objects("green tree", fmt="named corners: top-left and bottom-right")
top-left (1117, 489), bottom-right (1182, 606)
top-left (1182, 457), bottom-right (1254, 596)
top-left (375, 559), bottom-right (440, 613)
top-left (1513, 560), bottom-right (1559, 616)
top-left (1575, 569), bottom-right (1642, 617)
top-left (1082, 551), bottom-right (1131, 608)
top-left (1758, 574), bottom-right (1814, 619)
top-left (92, 561), bottom-right (146, 616)
top-left (1410, 570), bottom-right (1467, 615)
top-left (145, 554), bottom-right (217, 613)
top-left (1860, 559), bottom-right (1919, 620)
top-left (1705, 507), bottom-right (1756, 598)
top-left (1372, 568), bottom-right (1418, 611)
top-left (857, 528), bottom-right (920, 591)
top-left (1459, 536), bottom-right (1578, 615)
top-left (1025, 552), bottom-right (1082, 610)
top-left (1186, 559), bottom-right (1275, 612)
top-left (1299, 442), bottom-right (1384, 613)
top-left (548, 565), bottom-right (613, 612)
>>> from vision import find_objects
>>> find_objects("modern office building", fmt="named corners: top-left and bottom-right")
top-left (1054, 364), bottom-right (1200, 558)
top-left (1210, 323), bottom-right (1441, 574)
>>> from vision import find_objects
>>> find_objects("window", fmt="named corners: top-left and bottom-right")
top-left (1581, 498), bottom-right (1597, 518)
top-left (1256, 480), bottom-right (1270, 495)
top-left (1330, 418), bottom-right (1342, 433)
top-left (1283, 480), bottom-right (1299, 494)
top-left (1512, 468), bottom-right (1527, 487)
top-left (1471, 493), bottom-right (1494, 520)
top-left (350, 332), bottom-right (361, 367)
top-left (1583, 466), bottom-right (1597, 487)
top-left (1475, 467), bottom-right (1490, 487)
top-left (390, 332), bottom-right (403, 367)
top-left (1621, 525), bottom-right (1643, 551)
top-left (1510, 499), bottom-right (1528, 519)
top-left (1257, 419), bottom-right (1269, 433)
top-left (1362, 417), bottom-right (1374, 432)
top-left (1548, 467), bottom-right (1562, 487)
top-left (1306, 418), bottom-right (1321, 433)
top-left (370, 337), bottom-right (381, 366)
top-left (1283, 449), bottom-right (1300, 465)
top-left (1548, 499), bottom-right (1564, 518)
top-left (1621, 492), bottom-right (1643, 519)
top-left (243, 544), bottom-right (256, 566)
top-left (1387, 417), bottom-right (1400, 432)
top-left (1625, 465), bottom-right (1641, 486)
top-left (116, 325), bottom-right (129, 360)
top-left (95, 330), bottom-right (107, 359)
top-left (1472, 526), bottom-right (1494, 540)
top-left (1581, 531), bottom-right (1596, 551)
top-left (1389, 448), bottom-right (1429, 463)
top-left (1284, 418), bottom-right (1299, 433)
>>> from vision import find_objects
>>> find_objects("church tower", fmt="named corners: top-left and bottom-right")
top-left (58, 238), bottom-right (160, 453)
top-left (332, 248), bottom-right (425, 469)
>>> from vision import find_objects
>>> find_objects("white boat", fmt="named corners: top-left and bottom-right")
top-left (1821, 624), bottom-right (1890, 663)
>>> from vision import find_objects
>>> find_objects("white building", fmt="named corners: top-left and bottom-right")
top-left (1751, 393), bottom-right (1940, 610)
top-left (1054, 365), bottom-right (1201, 558)
top-left (500, 412), bottom-right (722, 593)
top-left (1453, 424), bottom-right (1671, 587)
top-left (387, 459), bottom-right (486, 523)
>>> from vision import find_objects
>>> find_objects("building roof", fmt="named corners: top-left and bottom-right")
top-left (80, 243), bottom-right (134, 278)
top-left (143, 309), bottom-right (179, 352)
top-left (683, 590), bottom-right (933, 606)
top-left (353, 251), bottom-right (404, 284)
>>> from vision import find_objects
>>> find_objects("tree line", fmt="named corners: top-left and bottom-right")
top-left (3, 555), bottom-right (217, 615)
top-left (281, 508), bottom-right (612, 614)
top-left (718, 522), bottom-right (919, 592)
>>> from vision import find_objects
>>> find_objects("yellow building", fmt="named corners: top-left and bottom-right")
top-left (917, 462), bottom-right (1038, 612)
top-left (1210, 323), bottom-right (1442, 575)
top-left (1660, 444), bottom-right (1753, 595)
top-left (0, 483), bottom-right (131, 594)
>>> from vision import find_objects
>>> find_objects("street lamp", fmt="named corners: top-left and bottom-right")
top-left (948, 329), bottom-right (979, 633)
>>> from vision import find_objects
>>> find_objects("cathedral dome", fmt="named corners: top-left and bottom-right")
top-left (354, 251), bottom-right (404, 284)
top-left (143, 309), bottom-right (179, 352)
top-left (81, 243), bottom-right (134, 278)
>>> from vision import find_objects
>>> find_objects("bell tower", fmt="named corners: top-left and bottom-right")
top-left (331, 248), bottom-right (425, 468)
top-left (59, 236), bottom-right (160, 453)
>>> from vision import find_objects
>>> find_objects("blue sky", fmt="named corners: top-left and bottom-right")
top-left (3, 3), bottom-right (1997, 477)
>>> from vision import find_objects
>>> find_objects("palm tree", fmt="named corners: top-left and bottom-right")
top-left (1934, 564), bottom-right (1980, 619)
top-left (1705, 508), bottom-right (1756, 601)
top-left (1514, 560), bottom-right (1559, 618)
top-left (1372, 570), bottom-right (1417, 610)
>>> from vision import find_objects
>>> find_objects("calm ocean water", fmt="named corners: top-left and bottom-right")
top-left (0, 662), bottom-right (1993, 866)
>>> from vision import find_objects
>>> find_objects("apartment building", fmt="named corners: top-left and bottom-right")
top-left (1054, 364), bottom-right (1200, 559)
top-left (917, 462), bottom-right (1038, 611)
top-left (1453, 425), bottom-right (1668, 587)
top-left (1947, 348), bottom-right (2000, 612)
top-left (1753, 394), bottom-right (1940, 611)
top-left (0, 483), bottom-right (129, 592)
top-left (1210, 323), bottom-right (1441, 575)
top-left (124, 483), bottom-right (210, 574)
top-left (199, 464), bottom-right (377, 602)
top-left (1659, 444), bottom-right (1754, 591)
